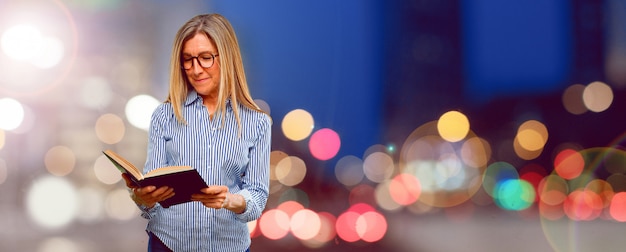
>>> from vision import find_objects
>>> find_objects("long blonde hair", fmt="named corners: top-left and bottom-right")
top-left (166, 13), bottom-right (264, 131)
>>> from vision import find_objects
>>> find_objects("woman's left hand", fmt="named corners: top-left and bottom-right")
top-left (191, 185), bottom-right (229, 209)
top-left (191, 186), bottom-right (246, 213)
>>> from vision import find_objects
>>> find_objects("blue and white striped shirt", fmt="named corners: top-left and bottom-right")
top-left (141, 90), bottom-right (271, 252)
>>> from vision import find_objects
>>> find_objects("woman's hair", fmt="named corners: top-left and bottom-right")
top-left (166, 13), bottom-right (264, 130)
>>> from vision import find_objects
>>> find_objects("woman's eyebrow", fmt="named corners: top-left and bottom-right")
top-left (182, 51), bottom-right (214, 57)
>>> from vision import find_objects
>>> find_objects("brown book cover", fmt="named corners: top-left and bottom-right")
top-left (102, 149), bottom-right (208, 208)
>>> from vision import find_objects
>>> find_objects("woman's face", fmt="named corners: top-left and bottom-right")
top-left (182, 33), bottom-right (220, 99)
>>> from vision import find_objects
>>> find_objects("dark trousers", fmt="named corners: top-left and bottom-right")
top-left (147, 232), bottom-right (250, 252)
top-left (147, 232), bottom-right (172, 252)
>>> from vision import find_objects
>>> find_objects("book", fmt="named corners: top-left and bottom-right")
top-left (102, 149), bottom-right (208, 208)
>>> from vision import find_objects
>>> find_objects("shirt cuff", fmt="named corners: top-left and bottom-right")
top-left (139, 203), bottom-right (161, 219)
top-left (234, 190), bottom-right (256, 222)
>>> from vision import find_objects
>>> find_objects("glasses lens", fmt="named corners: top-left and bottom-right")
top-left (198, 55), bottom-right (214, 68)
top-left (181, 54), bottom-right (214, 70)
top-left (182, 59), bottom-right (192, 69)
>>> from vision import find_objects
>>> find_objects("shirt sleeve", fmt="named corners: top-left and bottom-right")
top-left (144, 104), bottom-right (171, 173)
top-left (234, 113), bottom-right (271, 222)
top-left (135, 104), bottom-right (169, 217)
top-left (138, 202), bottom-right (162, 219)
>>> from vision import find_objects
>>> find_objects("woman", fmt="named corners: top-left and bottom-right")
top-left (122, 13), bottom-right (271, 252)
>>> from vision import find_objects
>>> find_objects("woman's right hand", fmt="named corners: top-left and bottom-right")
top-left (121, 173), bottom-right (175, 208)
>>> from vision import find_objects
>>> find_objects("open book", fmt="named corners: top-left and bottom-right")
top-left (102, 149), bottom-right (208, 208)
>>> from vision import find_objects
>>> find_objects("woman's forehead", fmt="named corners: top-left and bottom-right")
top-left (182, 33), bottom-right (217, 54)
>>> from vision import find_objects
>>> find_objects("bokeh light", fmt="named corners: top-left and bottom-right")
top-left (563, 189), bottom-right (603, 221)
top-left (363, 151), bottom-right (394, 183)
top-left (301, 212), bottom-right (336, 248)
top-left (582, 81), bottom-right (613, 112)
top-left (460, 136), bottom-right (491, 168)
top-left (493, 179), bottom-right (535, 211)
top-left (31, 36), bottom-right (65, 69)
top-left (437, 110), bottom-right (470, 142)
top-left (26, 176), bottom-right (78, 229)
top-left (1, 24), bottom-right (43, 61)
top-left (259, 209), bottom-right (290, 240)
top-left (95, 113), bottom-right (126, 144)
top-left (247, 219), bottom-right (259, 238)
top-left (290, 209), bottom-right (321, 240)
top-left (335, 155), bottom-right (365, 187)
top-left (93, 154), bottom-right (123, 185)
top-left (553, 149), bottom-right (584, 180)
top-left (269, 150), bottom-right (289, 193)
top-left (10, 103), bottom-right (35, 134)
top-left (585, 179), bottom-right (613, 210)
top-left (398, 121), bottom-right (484, 208)
top-left (281, 109), bottom-right (314, 141)
top-left (0, 129), bottom-right (5, 150)
top-left (275, 156), bottom-right (307, 186)
top-left (519, 163), bottom-right (548, 202)
top-left (76, 186), bottom-right (105, 223)
top-left (125, 94), bottom-right (160, 131)
top-left (335, 211), bottom-right (361, 242)
top-left (0, 158), bottom-right (7, 185)
top-left (609, 192), bottom-right (626, 222)
top-left (538, 175), bottom-right (568, 206)
top-left (0, 98), bottom-right (25, 130)
top-left (516, 120), bottom-right (548, 152)
top-left (44, 145), bottom-right (76, 176)
top-left (104, 188), bottom-right (138, 221)
top-left (335, 203), bottom-right (386, 243)
top-left (309, 128), bottom-right (341, 161)
top-left (388, 173), bottom-right (422, 206)
top-left (562, 84), bottom-right (588, 115)
top-left (483, 162), bottom-right (519, 198)
top-left (37, 237), bottom-right (81, 252)
top-left (357, 211), bottom-right (387, 242)
top-left (375, 180), bottom-right (403, 211)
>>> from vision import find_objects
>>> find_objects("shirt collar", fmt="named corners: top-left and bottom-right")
top-left (184, 90), bottom-right (202, 106)
top-left (183, 90), bottom-right (232, 107)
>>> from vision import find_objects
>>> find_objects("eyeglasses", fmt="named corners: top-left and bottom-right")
top-left (181, 53), bottom-right (219, 70)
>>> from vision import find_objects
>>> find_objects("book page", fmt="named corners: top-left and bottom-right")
top-left (144, 166), bottom-right (194, 178)
top-left (103, 150), bottom-right (144, 180)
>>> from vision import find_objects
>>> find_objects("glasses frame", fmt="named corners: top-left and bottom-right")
top-left (181, 53), bottom-right (219, 70)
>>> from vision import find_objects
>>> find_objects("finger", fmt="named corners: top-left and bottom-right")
top-left (200, 187), bottom-right (218, 194)
top-left (121, 174), bottom-right (136, 188)
top-left (221, 194), bottom-right (229, 209)
top-left (159, 190), bottom-right (176, 201)
top-left (136, 186), bottom-right (157, 195)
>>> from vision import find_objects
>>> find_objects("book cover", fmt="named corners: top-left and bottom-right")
top-left (102, 150), bottom-right (208, 208)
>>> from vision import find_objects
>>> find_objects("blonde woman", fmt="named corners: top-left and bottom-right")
top-left (122, 13), bottom-right (271, 252)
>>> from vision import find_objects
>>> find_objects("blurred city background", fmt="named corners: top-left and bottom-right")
top-left (1, 0), bottom-right (625, 251)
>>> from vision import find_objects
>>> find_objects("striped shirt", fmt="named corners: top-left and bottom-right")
top-left (140, 90), bottom-right (271, 252)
